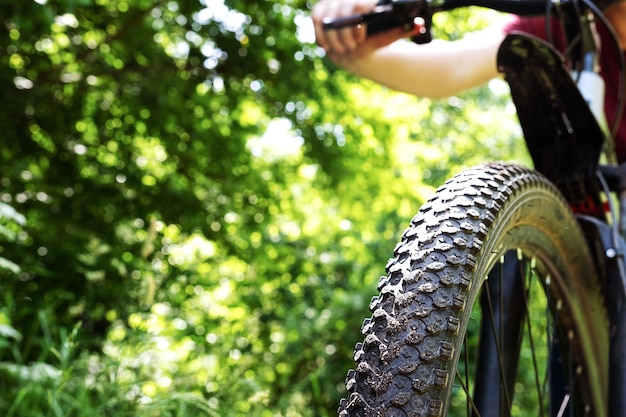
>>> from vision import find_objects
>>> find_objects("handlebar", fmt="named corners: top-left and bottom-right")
top-left (440, 0), bottom-right (550, 14)
top-left (322, 0), bottom-right (565, 44)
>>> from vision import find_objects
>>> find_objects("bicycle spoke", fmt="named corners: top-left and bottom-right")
top-left (456, 368), bottom-right (481, 417)
top-left (556, 394), bottom-right (571, 417)
top-left (464, 336), bottom-right (471, 417)
top-left (483, 273), bottom-right (513, 412)
top-left (521, 263), bottom-right (547, 417)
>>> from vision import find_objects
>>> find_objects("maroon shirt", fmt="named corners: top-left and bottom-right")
top-left (504, 16), bottom-right (626, 162)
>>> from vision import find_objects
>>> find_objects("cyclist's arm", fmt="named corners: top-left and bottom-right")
top-left (330, 27), bottom-right (506, 99)
top-left (312, 0), bottom-right (507, 98)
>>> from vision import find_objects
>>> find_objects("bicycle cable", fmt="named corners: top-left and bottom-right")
top-left (544, 0), bottom-right (553, 44)
top-left (596, 168), bottom-right (626, 300)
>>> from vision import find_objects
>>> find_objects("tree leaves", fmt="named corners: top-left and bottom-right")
top-left (1, 0), bottom-right (524, 415)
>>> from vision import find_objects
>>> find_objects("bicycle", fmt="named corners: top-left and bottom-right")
top-left (322, 0), bottom-right (626, 415)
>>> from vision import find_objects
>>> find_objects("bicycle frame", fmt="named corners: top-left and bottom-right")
top-left (324, 0), bottom-right (626, 414)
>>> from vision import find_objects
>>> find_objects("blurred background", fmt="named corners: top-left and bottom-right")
top-left (0, 0), bottom-right (526, 415)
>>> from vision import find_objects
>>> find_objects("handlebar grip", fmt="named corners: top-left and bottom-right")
top-left (322, 0), bottom-right (431, 42)
top-left (321, 3), bottom-right (399, 32)
top-left (321, 15), bottom-right (367, 30)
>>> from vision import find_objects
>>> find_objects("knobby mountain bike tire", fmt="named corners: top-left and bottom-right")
top-left (338, 162), bottom-right (609, 417)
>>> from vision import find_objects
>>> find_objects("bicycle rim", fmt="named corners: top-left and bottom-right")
top-left (338, 162), bottom-right (608, 417)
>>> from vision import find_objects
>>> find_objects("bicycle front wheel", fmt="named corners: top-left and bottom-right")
top-left (338, 162), bottom-right (609, 417)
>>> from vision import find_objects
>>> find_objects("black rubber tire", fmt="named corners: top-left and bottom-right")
top-left (338, 162), bottom-right (609, 417)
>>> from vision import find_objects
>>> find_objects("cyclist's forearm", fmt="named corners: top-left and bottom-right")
top-left (332, 31), bottom-right (504, 99)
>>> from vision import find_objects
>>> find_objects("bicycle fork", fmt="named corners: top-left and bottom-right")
top-left (578, 214), bottom-right (626, 417)
top-left (472, 252), bottom-right (573, 417)
top-left (472, 251), bottom-right (525, 417)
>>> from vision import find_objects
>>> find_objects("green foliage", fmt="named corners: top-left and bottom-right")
top-left (0, 0), bottom-right (527, 415)
top-left (0, 202), bottom-right (26, 275)
top-left (0, 316), bottom-right (215, 417)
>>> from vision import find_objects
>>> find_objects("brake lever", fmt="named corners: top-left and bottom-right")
top-left (321, 0), bottom-right (433, 44)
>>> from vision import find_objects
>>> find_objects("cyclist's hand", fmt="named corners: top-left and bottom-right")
top-left (312, 0), bottom-right (424, 59)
